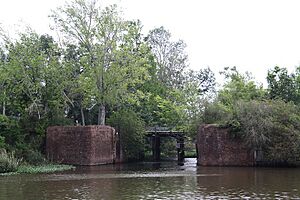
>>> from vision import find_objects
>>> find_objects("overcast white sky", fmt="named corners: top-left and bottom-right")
top-left (1, 0), bottom-right (300, 86)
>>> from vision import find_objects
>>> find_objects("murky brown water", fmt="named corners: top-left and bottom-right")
top-left (1, 158), bottom-right (300, 199)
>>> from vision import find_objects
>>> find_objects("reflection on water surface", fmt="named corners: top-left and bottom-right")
top-left (1, 158), bottom-right (300, 199)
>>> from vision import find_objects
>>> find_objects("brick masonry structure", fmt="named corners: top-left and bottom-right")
top-left (46, 125), bottom-right (122, 165)
top-left (196, 124), bottom-right (254, 166)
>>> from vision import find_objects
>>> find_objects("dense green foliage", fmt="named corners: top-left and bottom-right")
top-left (267, 66), bottom-right (300, 104)
top-left (204, 67), bottom-right (300, 164)
top-left (233, 100), bottom-right (300, 162)
top-left (108, 109), bottom-right (146, 160)
top-left (203, 67), bottom-right (265, 125)
top-left (1, 130), bottom-right (71, 174)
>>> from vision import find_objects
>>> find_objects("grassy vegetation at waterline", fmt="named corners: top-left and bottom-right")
top-left (0, 149), bottom-right (74, 175)
top-left (16, 164), bottom-right (74, 174)
top-left (0, 164), bottom-right (74, 176)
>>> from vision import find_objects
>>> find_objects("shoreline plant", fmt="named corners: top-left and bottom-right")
top-left (0, 149), bottom-right (21, 173)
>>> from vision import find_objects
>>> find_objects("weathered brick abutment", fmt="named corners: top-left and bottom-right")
top-left (46, 125), bottom-right (119, 165)
top-left (196, 124), bottom-right (254, 166)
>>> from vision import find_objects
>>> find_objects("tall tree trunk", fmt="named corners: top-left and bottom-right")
top-left (81, 107), bottom-right (86, 126)
top-left (2, 91), bottom-right (6, 116)
top-left (98, 104), bottom-right (105, 125)
top-left (2, 100), bottom-right (5, 116)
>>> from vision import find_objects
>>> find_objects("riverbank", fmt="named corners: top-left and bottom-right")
top-left (0, 164), bottom-right (75, 176)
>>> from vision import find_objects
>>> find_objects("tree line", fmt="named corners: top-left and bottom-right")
top-left (0, 0), bottom-right (214, 161)
top-left (204, 66), bottom-right (300, 164)
top-left (1, 0), bottom-right (300, 164)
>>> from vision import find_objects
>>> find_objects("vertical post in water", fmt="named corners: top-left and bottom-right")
top-left (152, 127), bottom-right (161, 161)
top-left (177, 136), bottom-right (184, 164)
top-left (155, 134), bottom-right (161, 161)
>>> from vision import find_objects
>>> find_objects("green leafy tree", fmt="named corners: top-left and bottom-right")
top-left (0, 47), bottom-right (8, 116)
top-left (203, 67), bottom-right (265, 125)
top-left (0, 115), bottom-right (22, 150)
top-left (218, 67), bottom-right (265, 107)
top-left (201, 66), bottom-right (300, 164)
top-left (233, 100), bottom-right (300, 163)
top-left (133, 67), bottom-right (187, 128)
top-left (4, 32), bottom-right (65, 122)
top-left (0, 31), bottom-right (71, 155)
top-left (51, 0), bottom-right (150, 125)
top-left (5, 32), bottom-right (48, 118)
top-left (146, 26), bottom-right (188, 89)
top-left (267, 66), bottom-right (299, 103)
top-left (108, 109), bottom-right (146, 160)
top-left (183, 68), bottom-right (216, 120)
top-left (138, 27), bottom-right (216, 130)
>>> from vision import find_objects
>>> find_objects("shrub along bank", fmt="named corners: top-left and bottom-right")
top-left (202, 67), bottom-right (300, 165)
top-left (0, 149), bottom-right (74, 175)
top-left (108, 109), bottom-right (146, 161)
top-left (204, 100), bottom-right (300, 165)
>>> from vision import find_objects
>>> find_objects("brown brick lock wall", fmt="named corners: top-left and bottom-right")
top-left (196, 124), bottom-right (254, 166)
top-left (46, 125), bottom-right (117, 165)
